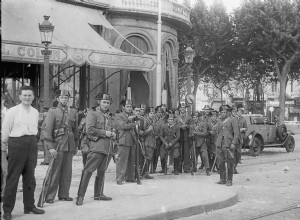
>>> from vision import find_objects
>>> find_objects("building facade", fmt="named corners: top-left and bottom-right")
top-left (1, 0), bottom-right (191, 113)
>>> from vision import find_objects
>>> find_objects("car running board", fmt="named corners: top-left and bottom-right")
top-left (263, 143), bottom-right (284, 147)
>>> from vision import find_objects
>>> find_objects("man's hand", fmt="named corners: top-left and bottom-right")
top-left (111, 132), bottom-right (116, 139)
top-left (230, 144), bottom-right (235, 150)
top-left (139, 130), bottom-right (144, 135)
top-left (168, 143), bottom-right (172, 148)
top-left (49, 149), bottom-right (58, 159)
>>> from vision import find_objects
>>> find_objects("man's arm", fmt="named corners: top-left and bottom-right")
top-left (115, 114), bottom-right (136, 130)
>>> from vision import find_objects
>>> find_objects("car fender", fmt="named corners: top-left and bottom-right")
top-left (281, 133), bottom-right (293, 145)
top-left (247, 131), bottom-right (263, 147)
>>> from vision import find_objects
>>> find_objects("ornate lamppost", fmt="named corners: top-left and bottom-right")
top-left (184, 46), bottom-right (195, 116)
top-left (39, 15), bottom-right (54, 108)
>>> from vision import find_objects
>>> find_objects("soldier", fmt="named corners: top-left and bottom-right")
top-left (160, 114), bottom-right (181, 175)
top-left (140, 107), bottom-right (155, 179)
top-left (151, 106), bottom-right (165, 174)
top-left (215, 105), bottom-right (239, 186)
top-left (190, 112), bottom-right (211, 175)
top-left (207, 110), bottom-right (219, 171)
top-left (43, 89), bottom-right (79, 203)
top-left (200, 105), bottom-right (212, 170)
top-left (76, 94), bottom-right (116, 206)
top-left (77, 108), bottom-right (89, 166)
top-left (114, 100), bottom-right (139, 185)
top-left (140, 104), bottom-right (147, 117)
top-left (234, 104), bottom-right (247, 174)
top-left (175, 105), bottom-right (191, 173)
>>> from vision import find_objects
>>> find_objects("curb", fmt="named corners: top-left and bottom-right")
top-left (132, 193), bottom-right (239, 220)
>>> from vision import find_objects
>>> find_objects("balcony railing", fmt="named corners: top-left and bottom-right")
top-left (87, 0), bottom-right (191, 27)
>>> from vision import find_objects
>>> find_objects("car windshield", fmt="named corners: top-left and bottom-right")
top-left (252, 117), bottom-right (269, 124)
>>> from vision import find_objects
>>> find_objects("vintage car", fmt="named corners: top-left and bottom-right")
top-left (242, 114), bottom-right (295, 156)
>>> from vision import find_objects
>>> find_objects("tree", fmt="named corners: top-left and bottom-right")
top-left (233, 0), bottom-right (300, 123)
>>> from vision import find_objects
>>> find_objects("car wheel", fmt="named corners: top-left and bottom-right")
top-left (277, 123), bottom-right (288, 141)
top-left (285, 136), bottom-right (295, 153)
top-left (250, 136), bottom-right (262, 156)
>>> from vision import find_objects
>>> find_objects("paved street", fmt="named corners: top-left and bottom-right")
top-left (181, 130), bottom-right (300, 220)
top-left (2, 129), bottom-right (300, 220)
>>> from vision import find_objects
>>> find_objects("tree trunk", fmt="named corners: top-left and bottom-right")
top-left (244, 87), bottom-right (250, 114)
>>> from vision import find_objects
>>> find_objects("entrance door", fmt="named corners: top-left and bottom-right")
top-left (129, 71), bottom-right (149, 106)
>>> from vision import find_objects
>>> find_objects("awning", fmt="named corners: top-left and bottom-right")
top-left (2, 0), bottom-right (155, 71)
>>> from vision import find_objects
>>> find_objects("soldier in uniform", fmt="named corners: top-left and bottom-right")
top-left (234, 104), bottom-right (247, 174)
top-left (44, 90), bottom-right (78, 203)
top-left (40, 107), bottom-right (50, 165)
top-left (151, 106), bottom-right (165, 174)
top-left (200, 105), bottom-right (212, 170)
top-left (76, 94), bottom-right (116, 206)
top-left (207, 110), bottom-right (219, 171)
top-left (114, 100), bottom-right (139, 185)
top-left (215, 105), bottom-right (239, 186)
top-left (160, 114), bottom-right (181, 175)
top-left (140, 107), bottom-right (155, 179)
top-left (175, 105), bottom-right (191, 173)
top-left (190, 112), bottom-right (211, 175)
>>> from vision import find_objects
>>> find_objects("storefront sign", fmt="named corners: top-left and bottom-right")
top-left (1, 43), bottom-right (67, 63)
top-left (89, 52), bottom-right (155, 71)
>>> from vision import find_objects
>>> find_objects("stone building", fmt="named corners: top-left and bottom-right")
top-left (2, 0), bottom-right (191, 112)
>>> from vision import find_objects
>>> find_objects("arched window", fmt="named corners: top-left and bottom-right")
top-left (120, 36), bottom-right (149, 54)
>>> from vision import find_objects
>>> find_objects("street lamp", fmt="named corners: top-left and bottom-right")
top-left (184, 46), bottom-right (195, 116)
top-left (39, 15), bottom-right (54, 108)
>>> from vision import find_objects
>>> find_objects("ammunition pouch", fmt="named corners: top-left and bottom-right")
top-left (53, 128), bottom-right (66, 137)
top-left (87, 134), bottom-right (100, 142)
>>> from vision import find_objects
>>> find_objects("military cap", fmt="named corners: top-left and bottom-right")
top-left (209, 110), bottom-right (218, 116)
top-left (166, 113), bottom-right (175, 120)
top-left (202, 105), bottom-right (211, 111)
top-left (140, 104), bottom-right (147, 109)
top-left (219, 104), bottom-right (232, 112)
top-left (95, 93), bottom-right (112, 101)
top-left (148, 107), bottom-right (155, 113)
top-left (55, 89), bottom-right (71, 97)
top-left (236, 103), bottom-right (244, 110)
top-left (120, 99), bottom-right (133, 106)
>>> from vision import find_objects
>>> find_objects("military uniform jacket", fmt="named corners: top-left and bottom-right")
top-left (208, 119), bottom-right (219, 146)
top-left (175, 115), bottom-right (191, 141)
top-left (160, 124), bottom-right (180, 148)
top-left (215, 117), bottom-right (239, 149)
top-left (236, 116), bottom-right (247, 143)
top-left (114, 112), bottom-right (136, 146)
top-left (86, 108), bottom-right (113, 155)
top-left (189, 121), bottom-right (207, 147)
top-left (141, 116), bottom-right (155, 147)
top-left (44, 104), bottom-right (78, 152)
top-left (153, 117), bottom-right (164, 137)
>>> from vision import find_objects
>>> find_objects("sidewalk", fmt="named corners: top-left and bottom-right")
top-left (4, 157), bottom-right (239, 220)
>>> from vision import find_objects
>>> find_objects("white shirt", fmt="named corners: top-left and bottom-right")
top-left (1, 104), bottom-right (39, 144)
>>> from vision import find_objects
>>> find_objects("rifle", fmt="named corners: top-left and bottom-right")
top-left (190, 137), bottom-right (196, 175)
top-left (37, 109), bottom-right (66, 208)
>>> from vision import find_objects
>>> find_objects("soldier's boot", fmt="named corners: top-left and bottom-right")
top-left (216, 162), bottom-right (226, 184)
top-left (163, 159), bottom-right (168, 175)
top-left (227, 161), bottom-right (234, 186)
top-left (77, 171), bottom-right (93, 205)
top-left (94, 171), bottom-right (112, 201)
top-left (173, 159), bottom-right (180, 175)
top-left (157, 159), bottom-right (165, 173)
top-left (144, 161), bottom-right (154, 179)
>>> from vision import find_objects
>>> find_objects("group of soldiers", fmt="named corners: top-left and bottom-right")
top-left (37, 90), bottom-right (248, 208)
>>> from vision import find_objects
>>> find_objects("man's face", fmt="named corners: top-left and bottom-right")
top-left (237, 109), bottom-right (243, 117)
top-left (168, 118), bottom-right (174, 125)
top-left (133, 108), bottom-right (141, 116)
top-left (57, 95), bottom-right (69, 106)
top-left (124, 104), bottom-right (132, 114)
top-left (99, 99), bottom-right (111, 111)
top-left (140, 108), bottom-right (146, 116)
top-left (156, 110), bottom-right (162, 118)
top-left (232, 109), bottom-right (237, 117)
top-left (220, 110), bottom-right (227, 119)
top-left (193, 116), bottom-right (198, 122)
top-left (149, 112), bottom-right (155, 118)
top-left (19, 90), bottom-right (34, 106)
top-left (211, 114), bottom-right (217, 121)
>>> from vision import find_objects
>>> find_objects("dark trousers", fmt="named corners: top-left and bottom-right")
top-left (3, 135), bottom-right (38, 213)
top-left (116, 145), bottom-right (135, 182)
top-left (217, 147), bottom-right (234, 182)
top-left (77, 152), bottom-right (109, 198)
top-left (45, 151), bottom-right (73, 200)
top-left (182, 141), bottom-right (191, 172)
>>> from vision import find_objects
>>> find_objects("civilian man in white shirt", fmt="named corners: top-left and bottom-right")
top-left (1, 86), bottom-right (45, 220)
